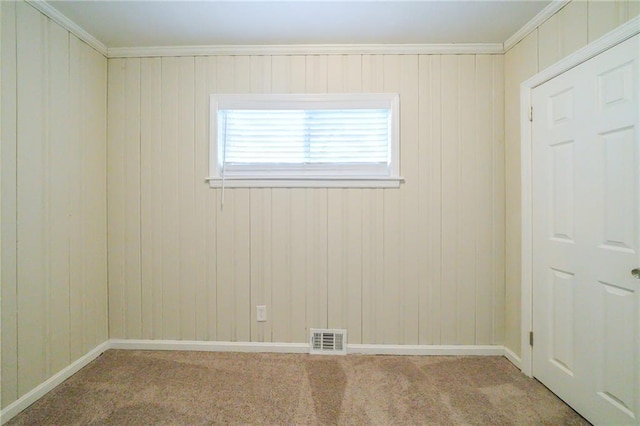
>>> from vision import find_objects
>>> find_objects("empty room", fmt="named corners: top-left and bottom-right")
top-left (1, 0), bottom-right (638, 424)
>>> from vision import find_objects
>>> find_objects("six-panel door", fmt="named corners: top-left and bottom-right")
top-left (532, 34), bottom-right (639, 425)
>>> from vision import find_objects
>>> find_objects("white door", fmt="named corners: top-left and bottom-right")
top-left (532, 34), bottom-right (639, 425)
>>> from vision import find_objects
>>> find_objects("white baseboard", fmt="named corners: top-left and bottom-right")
top-left (109, 339), bottom-right (310, 353)
top-left (348, 344), bottom-right (505, 356)
top-left (110, 339), bottom-right (504, 357)
top-left (0, 341), bottom-right (110, 425)
top-left (503, 346), bottom-right (522, 369)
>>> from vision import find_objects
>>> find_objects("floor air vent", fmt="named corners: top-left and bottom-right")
top-left (310, 329), bottom-right (347, 355)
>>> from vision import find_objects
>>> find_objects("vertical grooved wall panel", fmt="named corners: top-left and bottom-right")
top-left (160, 58), bottom-right (181, 339)
top-left (106, 52), bottom-right (505, 347)
top-left (2, 2), bottom-right (108, 409)
top-left (458, 55), bottom-right (476, 345)
top-left (82, 46), bottom-right (108, 350)
top-left (400, 55), bottom-right (420, 345)
top-left (427, 56), bottom-right (443, 344)
top-left (107, 58), bottom-right (124, 338)
top-left (140, 57), bottom-right (163, 340)
top-left (475, 55), bottom-right (495, 345)
top-left (16, 2), bottom-right (48, 393)
top-left (417, 55), bottom-right (433, 345)
top-left (124, 59), bottom-right (141, 339)
top-left (1, 0), bottom-right (19, 407)
top-left (491, 54), bottom-right (505, 346)
top-left (440, 55), bottom-right (460, 344)
top-left (47, 20), bottom-right (71, 374)
top-left (177, 58), bottom-right (197, 340)
top-left (68, 35), bottom-right (86, 361)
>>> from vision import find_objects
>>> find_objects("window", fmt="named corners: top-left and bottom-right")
top-left (207, 93), bottom-right (402, 188)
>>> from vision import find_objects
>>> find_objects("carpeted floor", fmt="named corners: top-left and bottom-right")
top-left (7, 350), bottom-right (589, 425)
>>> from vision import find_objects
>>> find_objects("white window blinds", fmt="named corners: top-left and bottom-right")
top-left (208, 93), bottom-right (401, 187)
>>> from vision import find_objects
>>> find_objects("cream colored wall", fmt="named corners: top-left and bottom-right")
top-left (1, 1), bottom-right (108, 409)
top-left (107, 53), bottom-right (506, 346)
top-left (504, 0), bottom-right (640, 357)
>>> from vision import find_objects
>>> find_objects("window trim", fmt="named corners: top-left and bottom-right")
top-left (207, 93), bottom-right (402, 188)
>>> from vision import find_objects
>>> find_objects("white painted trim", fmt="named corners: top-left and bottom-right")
top-left (519, 19), bottom-right (640, 379)
top-left (107, 43), bottom-right (504, 58)
top-left (24, 0), bottom-right (108, 57)
top-left (347, 344), bottom-right (504, 356)
top-left (111, 340), bottom-right (505, 356)
top-left (503, 347), bottom-right (522, 370)
top-left (503, 0), bottom-right (570, 53)
top-left (208, 92), bottom-right (402, 189)
top-left (205, 178), bottom-right (403, 189)
top-left (109, 339), bottom-right (310, 353)
top-left (0, 341), bottom-right (110, 425)
top-left (520, 81), bottom-right (534, 379)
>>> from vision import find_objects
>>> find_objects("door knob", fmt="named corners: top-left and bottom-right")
top-left (633, 268), bottom-right (640, 279)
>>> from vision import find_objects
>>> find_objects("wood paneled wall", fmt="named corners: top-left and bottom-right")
top-left (1, 2), bottom-right (108, 409)
top-left (107, 53), bottom-right (505, 346)
top-left (504, 0), bottom-right (640, 357)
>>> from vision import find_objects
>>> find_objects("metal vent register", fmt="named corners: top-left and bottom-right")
top-left (309, 329), bottom-right (347, 355)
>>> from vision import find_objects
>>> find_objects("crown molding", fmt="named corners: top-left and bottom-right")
top-left (107, 43), bottom-right (504, 58)
top-left (26, 0), bottom-right (108, 57)
top-left (503, 0), bottom-right (571, 53)
top-left (24, 0), bottom-right (567, 58)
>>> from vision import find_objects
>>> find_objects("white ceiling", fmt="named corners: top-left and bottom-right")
top-left (47, 0), bottom-right (552, 48)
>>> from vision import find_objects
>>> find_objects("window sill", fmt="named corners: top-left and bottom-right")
top-left (205, 177), bottom-right (404, 188)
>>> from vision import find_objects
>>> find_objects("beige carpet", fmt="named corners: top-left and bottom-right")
top-left (8, 350), bottom-right (588, 425)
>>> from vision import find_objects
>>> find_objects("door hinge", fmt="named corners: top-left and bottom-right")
top-left (529, 331), bottom-right (534, 346)
top-left (529, 106), bottom-right (533, 122)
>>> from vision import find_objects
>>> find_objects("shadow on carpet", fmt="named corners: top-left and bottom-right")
top-left (7, 350), bottom-right (589, 425)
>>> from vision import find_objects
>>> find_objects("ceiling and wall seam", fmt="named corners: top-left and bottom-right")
top-left (26, 0), bottom-right (562, 58)
top-left (503, 0), bottom-right (570, 53)
top-left (25, 0), bottom-right (108, 57)
top-left (107, 44), bottom-right (505, 58)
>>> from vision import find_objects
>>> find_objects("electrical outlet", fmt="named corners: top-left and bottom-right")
top-left (257, 305), bottom-right (267, 322)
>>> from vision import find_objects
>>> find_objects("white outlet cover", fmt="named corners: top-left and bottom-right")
top-left (257, 305), bottom-right (267, 322)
